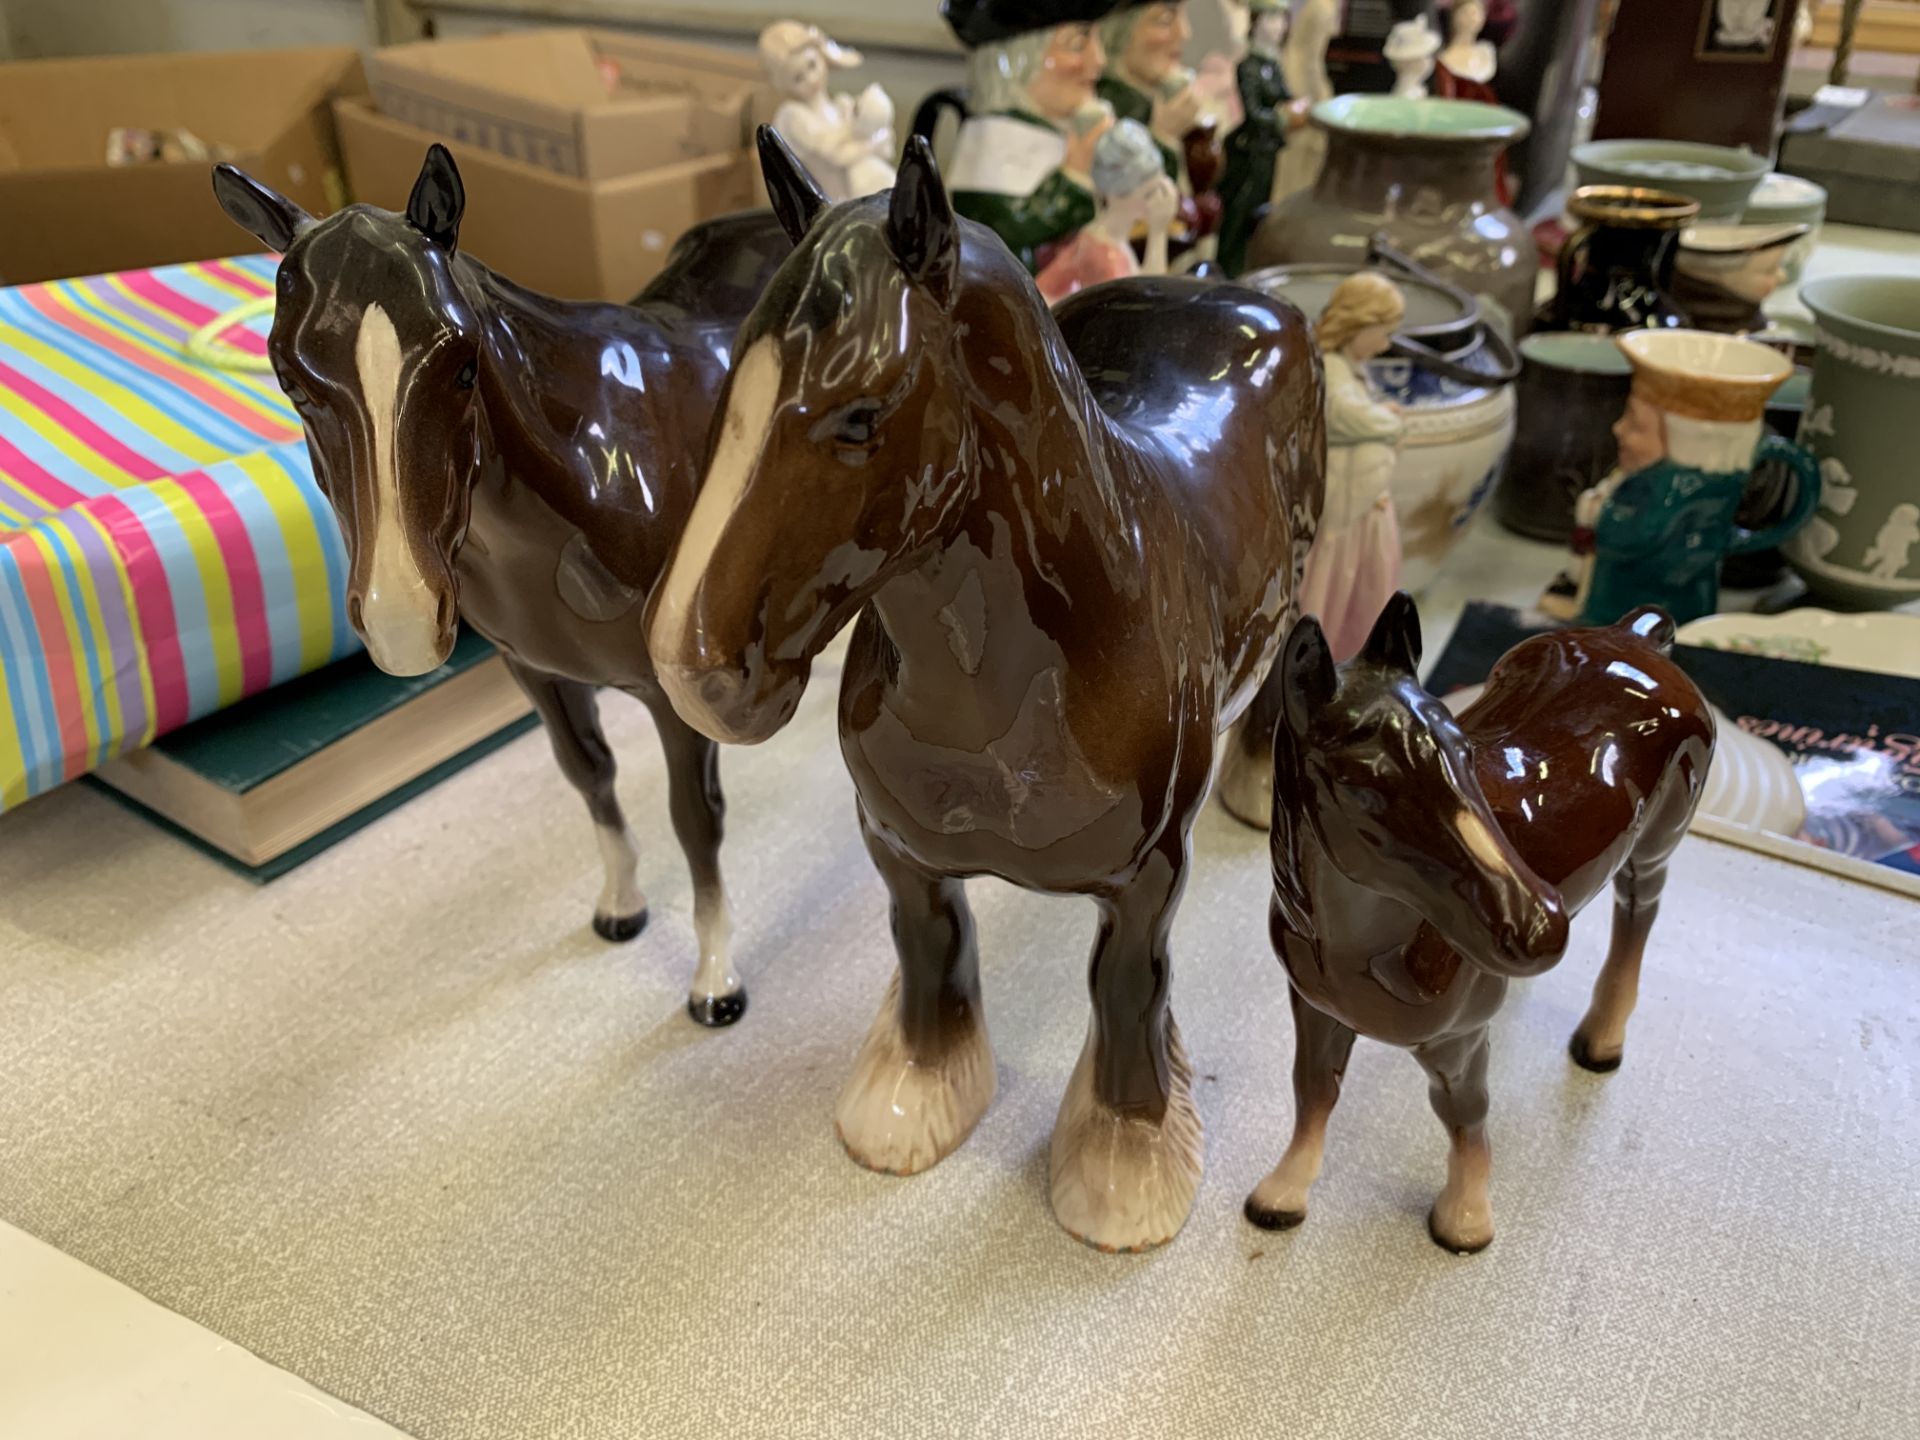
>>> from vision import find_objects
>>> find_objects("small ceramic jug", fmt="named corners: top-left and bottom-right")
top-left (1496, 331), bottom-right (1633, 542)
top-left (1538, 185), bottom-right (1697, 334)
top-left (1784, 275), bottom-right (1920, 610)
top-left (1566, 329), bottom-right (1819, 626)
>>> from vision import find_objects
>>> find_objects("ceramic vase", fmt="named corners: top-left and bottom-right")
top-left (1246, 95), bottom-right (1536, 337)
top-left (1785, 276), bottom-right (1920, 610)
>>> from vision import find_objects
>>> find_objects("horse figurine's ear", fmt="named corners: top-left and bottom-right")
top-left (1361, 591), bottom-right (1422, 674)
top-left (1280, 614), bottom-right (1338, 734)
top-left (887, 135), bottom-right (958, 308)
top-left (407, 144), bottom-right (465, 252)
top-left (758, 125), bottom-right (828, 246)
top-left (211, 164), bottom-right (313, 252)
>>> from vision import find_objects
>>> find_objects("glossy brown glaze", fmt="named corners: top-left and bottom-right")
top-left (648, 129), bottom-right (1325, 1251)
top-left (212, 147), bottom-right (790, 1025)
top-left (1249, 594), bottom-right (1713, 1252)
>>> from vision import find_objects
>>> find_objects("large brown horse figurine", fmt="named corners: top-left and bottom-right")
top-left (647, 130), bottom-right (1325, 1252)
top-left (212, 148), bottom-right (789, 1025)
top-left (1250, 595), bottom-right (1714, 1252)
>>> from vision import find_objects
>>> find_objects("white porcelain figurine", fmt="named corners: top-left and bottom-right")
top-left (758, 21), bottom-right (897, 200)
top-left (1385, 16), bottom-right (1442, 99)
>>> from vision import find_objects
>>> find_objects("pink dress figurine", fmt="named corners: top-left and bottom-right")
top-left (1297, 272), bottom-right (1407, 660)
top-left (1035, 118), bottom-right (1177, 303)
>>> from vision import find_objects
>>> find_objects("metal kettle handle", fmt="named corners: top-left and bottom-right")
top-left (1367, 234), bottom-right (1522, 387)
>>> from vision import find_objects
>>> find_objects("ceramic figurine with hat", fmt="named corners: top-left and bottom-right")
top-left (1215, 0), bottom-right (1309, 276)
top-left (649, 128), bottom-right (1325, 1254)
top-left (1250, 593), bottom-right (1715, 1253)
top-left (913, 0), bottom-right (1120, 273)
top-left (758, 21), bottom-right (897, 201)
top-left (1544, 330), bottom-right (1821, 626)
top-left (1097, 2), bottom-right (1202, 181)
top-left (1671, 223), bottom-right (1812, 336)
top-left (1036, 119), bottom-right (1179, 301)
top-left (212, 148), bottom-right (793, 1027)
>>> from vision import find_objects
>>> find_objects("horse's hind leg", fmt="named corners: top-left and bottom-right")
top-left (835, 811), bottom-right (994, 1176)
top-left (1413, 1026), bottom-right (1495, 1254)
top-left (1245, 985), bottom-right (1356, 1230)
top-left (1570, 849), bottom-right (1676, 1073)
top-left (1050, 842), bottom-right (1202, 1252)
top-left (646, 698), bottom-right (745, 1027)
top-left (506, 660), bottom-right (649, 943)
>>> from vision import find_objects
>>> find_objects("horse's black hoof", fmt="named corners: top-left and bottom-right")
top-left (592, 909), bottom-right (648, 943)
top-left (1243, 1196), bottom-right (1307, 1231)
top-left (688, 990), bottom-right (747, 1027)
top-left (1428, 1208), bottom-right (1493, 1255)
top-left (1568, 1032), bottom-right (1622, 1074)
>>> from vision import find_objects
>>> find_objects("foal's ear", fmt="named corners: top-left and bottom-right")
top-left (212, 164), bottom-right (313, 252)
top-left (407, 144), bottom-right (465, 251)
top-left (887, 135), bottom-right (958, 308)
top-left (1280, 615), bottom-right (1338, 734)
top-left (758, 125), bottom-right (828, 246)
top-left (1361, 591), bottom-right (1422, 674)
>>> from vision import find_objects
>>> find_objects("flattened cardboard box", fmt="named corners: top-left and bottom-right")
top-left (365, 28), bottom-right (769, 183)
top-left (0, 46), bottom-right (363, 284)
top-left (334, 96), bottom-right (758, 303)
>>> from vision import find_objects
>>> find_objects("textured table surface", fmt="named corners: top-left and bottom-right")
top-left (1, 591), bottom-right (1915, 1440)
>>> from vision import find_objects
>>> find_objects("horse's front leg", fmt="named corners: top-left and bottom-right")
top-left (1245, 983), bottom-right (1356, 1230)
top-left (1050, 842), bottom-right (1203, 1252)
top-left (834, 811), bottom-right (995, 1175)
top-left (644, 697), bottom-right (745, 1027)
top-left (1413, 1026), bottom-right (1496, 1254)
top-left (505, 659), bottom-right (648, 942)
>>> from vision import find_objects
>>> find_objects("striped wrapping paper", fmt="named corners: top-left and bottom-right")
top-left (0, 255), bottom-right (355, 812)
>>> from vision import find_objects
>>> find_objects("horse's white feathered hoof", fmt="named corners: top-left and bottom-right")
top-left (1048, 1021), bottom-right (1203, 1253)
top-left (1215, 736), bottom-right (1274, 830)
top-left (834, 976), bottom-right (996, 1176)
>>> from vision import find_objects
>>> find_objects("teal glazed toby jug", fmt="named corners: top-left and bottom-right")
top-left (1570, 330), bottom-right (1819, 627)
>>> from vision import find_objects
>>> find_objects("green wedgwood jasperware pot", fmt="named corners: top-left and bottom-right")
top-left (1786, 276), bottom-right (1920, 610)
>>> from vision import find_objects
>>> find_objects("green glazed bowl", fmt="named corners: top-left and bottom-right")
top-left (1312, 94), bottom-right (1530, 144)
top-left (1571, 139), bottom-right (1769, 221)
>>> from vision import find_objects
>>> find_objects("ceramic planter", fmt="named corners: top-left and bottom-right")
top-left (1570, 138), bottom-right (1769, 222)
top-left (1243, 252), bottom-right (1518, 590)
top-left (1245, 95), bottom-right (1536, 336)
top-left (1786, 276), bottom-right (1920, 609)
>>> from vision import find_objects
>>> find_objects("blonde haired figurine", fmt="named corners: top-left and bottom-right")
top-left (758, 21), bottom-right (896, 200)
top-left (1299, 272), bottom-right (1409, 660)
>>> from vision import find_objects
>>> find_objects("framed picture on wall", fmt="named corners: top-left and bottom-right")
top-left (1697, 0), bottom-right (1788, 59)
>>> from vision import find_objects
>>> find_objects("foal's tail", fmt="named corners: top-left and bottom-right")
top-left (1617, 605), bottom-right (1677, 655)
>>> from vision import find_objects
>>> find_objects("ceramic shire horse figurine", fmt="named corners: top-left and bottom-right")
top-left (647, 129), bottom-right (1326, 1252)
top-left (212, 148), bottom-right (790, 1025)
top-left (1250, 595), bottom-right (1714, 1252)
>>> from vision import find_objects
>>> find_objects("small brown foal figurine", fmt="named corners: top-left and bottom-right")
top-left (649, 130), bottom-right (1324, 1252)
top-left (1250, 595), bottom-right (1714, 1252)
top-left (213, 148), bottom-right (789, 1025)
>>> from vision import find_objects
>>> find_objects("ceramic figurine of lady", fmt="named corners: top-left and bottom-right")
top-left (922, 0), bottom-right (1119, 274)
top-left (1037, 119), bottom-right (1179, 301)
top-left (1385, 14), bottom-right (1442, 99)
top-left (758, 22), bottom-right (896, 200)
top-left (1300, 272), bottom-right (1409, 660)
top-left (1272, 0), bottom-right (1337, 204)
top-left (1434, 1), bottom-right (1499, 102)
top-left (1099, 1), bottom-right (1202, 179)
top-left (1216, 0), bottom-right (1307, 276)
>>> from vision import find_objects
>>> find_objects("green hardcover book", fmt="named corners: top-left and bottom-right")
top-left (87, 630), bottom-right (537, 881)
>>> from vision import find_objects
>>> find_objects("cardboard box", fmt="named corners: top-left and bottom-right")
top-left (0, 46), bottom-right (363, 285)
top-left (334, 96), bottom-right (758, 303)
top-left (366, 28), bottom-right (770, 182)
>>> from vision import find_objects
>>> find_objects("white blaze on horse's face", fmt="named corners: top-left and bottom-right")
top-left (353, 301), bottom-right (447, 676)
top-left (650, 336), bottom-right (783, 732)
